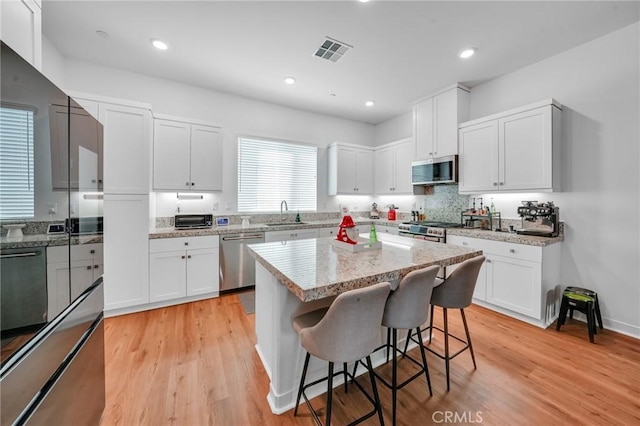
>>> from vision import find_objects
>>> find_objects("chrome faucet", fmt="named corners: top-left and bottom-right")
top-left (280, 200), bottom-right (288, 222)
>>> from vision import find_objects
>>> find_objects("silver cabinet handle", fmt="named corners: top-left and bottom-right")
top-left (462, 242), bottom-right (468, 246)
top-left (191, 182), bottom-right (195, 186)
top-left (493, 182), bottom-right (498, 186)
top-left (499, 182), bottom-right (504, 186)
top-left (186, 182), bottom-right (190, 186)
top-left (509, 248), bottom-right (515, 253)
top-left (86, 265), bottom-right (92, 270)
top-left (184, 242), bottom-right (188, 246)
top-left (94, 264), bottom-right (99, 268)
top-left (181, 255), bottom-right (186, 259)
top-left (90, 249), bottom-right (95, 254)
top-left (187, 255), bottom-right (191, 259)
top-left (0, 252), bottom-right (39, 259)
top-left (486, 259), bottom-right (492, 263)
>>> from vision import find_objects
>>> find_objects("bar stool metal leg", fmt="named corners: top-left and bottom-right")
top-left (443, 308), bottom-right (450, 392)
top-left (294, 352), bottom-right (311, 416)
top-left (366, 356), bottom-right (385, 426)
top-left (326, 362), bottom-right (334, 426)
top-left (460, 309), bottom-right (477, 369)
top-left (392, 328), bottom-right (398, 426)
top-left (416, 326), bottom-right (433, 396)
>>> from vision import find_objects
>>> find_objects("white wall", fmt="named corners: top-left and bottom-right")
top-left (40, 36), bottom-right (65, 88)
top-left (467, 22), bottom-right (640, 337)
top-left (374, 112), bottom-right (412, 146)
top-left (59, 59), bottom-right (375, 216)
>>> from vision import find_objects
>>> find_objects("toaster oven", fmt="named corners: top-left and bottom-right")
top-left (174, 214), bottom-right (213, 229)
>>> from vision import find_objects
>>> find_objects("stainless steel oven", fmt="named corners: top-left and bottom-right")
top-left (398, 221), bottom-right (462, 277)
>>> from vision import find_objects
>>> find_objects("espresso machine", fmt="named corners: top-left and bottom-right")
top-left (516, 201), bottom-right (560, 237)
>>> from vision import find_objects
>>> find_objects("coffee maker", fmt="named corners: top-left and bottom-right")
top-left (516, 201), bottom-right (560, 237)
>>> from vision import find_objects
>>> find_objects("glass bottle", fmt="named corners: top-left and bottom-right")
top-left (369, 223), bottom-right (378, 243)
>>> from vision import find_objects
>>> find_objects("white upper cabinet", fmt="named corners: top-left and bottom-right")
top-left (414, 85), bottom-right (469, 160)
top-left (328, 142), bottom-right (374, 195)
top-left (153, 116), bottom-right (222, 191)
top-left (459, 100), bottom-right (562, 194)
top-left (373, 138), bottom-right (414, 194)
top-left (0, 0), bottom-right (42, 69)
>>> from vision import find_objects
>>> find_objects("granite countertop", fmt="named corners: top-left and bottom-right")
top-left (0, 234), bottom-right (104, 250)
top-left (247, 233), bottom-right (482, 302)
top-left (447, 228), bottom-right (564, 247)
top-left (148, 218), bottom-right (400, 239)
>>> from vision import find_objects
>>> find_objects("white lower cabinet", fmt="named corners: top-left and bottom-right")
top-left (46, 243), bottom-right (103, 319)
top-left (376, 225), bottom-right (399, 236)
top-left (265, 228), bottom-right (319, 242)
top-left (447, 235), bottom-right (560, 328)
top-left (149, 236), bottom-right (219, 303)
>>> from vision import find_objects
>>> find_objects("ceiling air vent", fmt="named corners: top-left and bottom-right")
top-left (313, 37), bottom-right (352, 62)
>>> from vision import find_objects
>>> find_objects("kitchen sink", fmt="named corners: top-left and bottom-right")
top-left (265, 222), bottom-right (307, 227)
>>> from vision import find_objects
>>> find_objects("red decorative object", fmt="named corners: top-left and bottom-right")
top-left (337, 215), bottom-right (357, 244)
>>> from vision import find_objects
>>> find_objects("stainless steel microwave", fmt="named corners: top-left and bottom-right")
top-left (411, 155), bottom-right (458, 185)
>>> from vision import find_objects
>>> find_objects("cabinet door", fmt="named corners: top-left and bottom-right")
top-left (376, 225), bottom-right (398, 236)
top-left (393, 140), bottom-right (414, 193)
top-left (446, 236), bottom-right (486, 300)
top-left (355, 149), bottom-right (374, 193)
top-left (458, 120), bottom-right (498, 193)
top-left (190, 124), bottom-right (222, 191)
top-left (0, 0), bottom-right (42, 69)
top-left (99, 103), bottom-right (152, 194)
top-left (149, 251), bottom-right (186, 302)
top-left (373, 146), bottom-right (394, 194)
top-left (433, 89), bottom-right (458, 157)
top-left (186, 248), bottom-right (219, 296)
top-left (499, 106), bottom-right (552, 191)
top-left (153, 119), bottom-right (191, 190)
top-left (318, 227), bottom-right (337, 238)
top-left (336, 146), bottom-right (357, 193)
top-left (103, 194), bottom-right (149, 310)
top-left (69, 259), bottom-right (96, 301)
top-left (485, 254), bottom-right (541, 319)
top-left (265, 230), bottom-right (296, 242)
top-left (46, 262), bottom-right (71, 320)
top-left (293, 229), bottom-right (319, 240)
top-left (414, 98), bottom-right (434, 159)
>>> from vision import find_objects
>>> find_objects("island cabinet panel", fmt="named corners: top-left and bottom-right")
top-left (328, 142), bottom-right (374, 195)
top-left (447, 235), bottom-right (560, 328)
top-left (458, 100), bottom-right (561, 194)
top-left (149, 236), bottom-right (219, 303)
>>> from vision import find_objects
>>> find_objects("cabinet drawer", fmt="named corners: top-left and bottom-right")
top-left (47, 243), bottom-right (103, 263)
top-left (150, 235), bottom-right (218, 253)
top-left (447, 236), bottom-right (541, 262)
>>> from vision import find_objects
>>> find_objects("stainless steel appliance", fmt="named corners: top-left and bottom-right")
top-left (411, 155), bottom-right (458, 185)
top-left (67, 216), bottom-right (103, 235)
top-left (516, 201), bottom-right (560, 237)
top-left (398, 221), bottom-right (462, 279)
top-left (174, 214), bottom-right (214, 229)
top-left (219, 232), bottom-right (265, 292)
top-left (398, 221), bottom-right (462, 243)
top-left (0, 247), bottom-right (47, 332)
top-left (1, 279), bottom-right (105, 425)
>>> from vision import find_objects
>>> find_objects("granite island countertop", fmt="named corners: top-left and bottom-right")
top-left (247, 233), bottom-right (482, 302)
top-left (0, 234), bottom-right (103, 250)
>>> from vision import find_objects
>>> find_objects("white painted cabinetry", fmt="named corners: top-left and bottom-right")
top-left (265, 228), bottom-right (319, 242)
top-left (46, 243), bottom-right (103, 319)
top-left (447, 235), bottom-right (561, 328)
top-left (375, 225), bottom-right (399, 236)
top-left (328, 142), bottom-right (374, 195)
top-left (153, 116), bottom-right (222, 191)
top-left (149, 236), bottom-right (219, 303)
top-left (0, 0), bottom-right (42, 69)
top-left (459, 100), bottom-right (562, 194)
top-left (103, 193), bottom-right (150, 312)
top-left (414, 85), bottom-right (469, 160)
top-left (373, 138), bottom-right (414, 194)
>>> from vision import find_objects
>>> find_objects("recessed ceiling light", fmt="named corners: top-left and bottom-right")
top-left (365, 101), bottom-right (375, 107)
top-left (151, 39), bottom-right (169, 51)
top-left (284, 76), bottom-right (296, 85)
top-left (359, 0), bottom-right (371, 3)
top-left (459, 48), bottom-right (476, 59)
top-left (96, 30), bottom-right (109, 39)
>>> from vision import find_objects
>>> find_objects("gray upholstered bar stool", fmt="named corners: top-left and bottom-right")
top-left (356, 265), bottom-right (440, 426)
top-left (405, 255), bottom-right (485, 391)
top-left (292, 282), bottom-right (391, 426)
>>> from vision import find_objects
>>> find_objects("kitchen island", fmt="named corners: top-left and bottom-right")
top-left (247, 233), bottom-right (482, 414)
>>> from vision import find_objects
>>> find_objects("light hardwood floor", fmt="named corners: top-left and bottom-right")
top-left (100, 292), bottom-right (640, 425)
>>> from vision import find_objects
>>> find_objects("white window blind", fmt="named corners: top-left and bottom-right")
top-left (238, 137), bottom-right (317, 212)
top-left (0, 106), bottom-right (35, 219)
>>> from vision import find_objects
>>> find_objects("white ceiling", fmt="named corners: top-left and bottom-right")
top-left (42, 1), bottom-right (639, 124)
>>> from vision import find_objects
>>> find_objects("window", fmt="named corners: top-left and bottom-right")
top-left (0, 106), bottom-right (35, 219)
top-left (238, 137), bottom-right (317, 212)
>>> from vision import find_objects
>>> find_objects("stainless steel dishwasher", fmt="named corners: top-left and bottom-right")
top-left (1, 247), bottom-right (48, 332)
top-left (219, 232), bottom-right (265, 292)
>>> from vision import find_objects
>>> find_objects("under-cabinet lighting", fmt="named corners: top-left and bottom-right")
top-left (83, 193), bottom-right (103, 200)
top-left (176, 193), bottom-right (204, 200)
